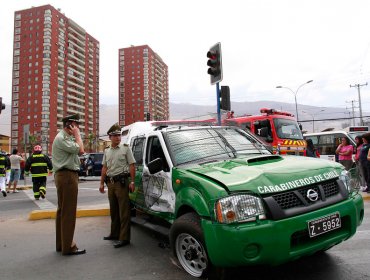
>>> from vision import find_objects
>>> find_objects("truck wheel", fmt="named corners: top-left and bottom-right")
top-left (170, 212), bottom-right (209, 278)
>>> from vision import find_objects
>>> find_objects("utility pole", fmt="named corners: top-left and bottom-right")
top-left (350, 83), bottom-right (367, 126)
top-left (345, 100), bottom-right (356, 126)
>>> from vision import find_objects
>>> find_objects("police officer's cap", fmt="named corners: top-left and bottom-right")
top-left (107, 123), bottom-right (121, 136)
top-left (62, 114), bottom-right (81, 124)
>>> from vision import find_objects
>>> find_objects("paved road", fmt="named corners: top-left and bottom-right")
top-left (1, 179), bottom-right (370, 279)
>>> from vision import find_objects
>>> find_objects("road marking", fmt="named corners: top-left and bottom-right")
top-left (24, 189), bottom-right (56, 210)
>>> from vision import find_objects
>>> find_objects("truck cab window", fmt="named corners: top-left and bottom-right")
top-left (146, 136), bottom-right (169, 172)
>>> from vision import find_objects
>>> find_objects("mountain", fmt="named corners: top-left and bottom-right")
top-left (0, 101), bottom-right (357, 137)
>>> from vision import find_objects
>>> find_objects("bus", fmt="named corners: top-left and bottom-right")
top-left (224, 108), bottom-right (306, 155)
top-left (303, 126), bottom-right (369, 161)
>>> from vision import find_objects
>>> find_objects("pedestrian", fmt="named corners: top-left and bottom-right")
top-left (360, 133), bottom-right (370, 192)
top-left (303, 139), bottom-right (320, 158)
top-left (7, 148), bottom-right (24, 193)
top-left (25, 145), bottom-right (53, 200)
top-left (335, 137), bottom-right (354, 170)
top-left (354, 135), bottom-right (366, 190)
top-left (52, 114), bottom-right (86, 255)
top-left (0, 151), bottom-right (10, 197)
top-left (99, 123), bottom-right (136, 248)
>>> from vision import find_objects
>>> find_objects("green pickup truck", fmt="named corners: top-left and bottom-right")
top-left (125, 123), bottom-right (363, 278)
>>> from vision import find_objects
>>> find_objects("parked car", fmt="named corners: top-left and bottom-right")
top-left (79, 153), bottom-right (104, 176)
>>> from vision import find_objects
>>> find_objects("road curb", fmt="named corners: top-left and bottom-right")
top-left (29, 208), bottom-right (110, 220)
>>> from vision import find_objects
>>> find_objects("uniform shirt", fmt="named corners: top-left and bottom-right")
top-left (52, 130), bottom-right (81, 173)
top-left (102, 144), bottom-right (136, 177)
top-left (9, 154), bottom-right (23, 169)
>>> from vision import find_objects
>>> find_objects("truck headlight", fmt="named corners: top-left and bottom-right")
top-left (215, 194), bottom-right (266, 224)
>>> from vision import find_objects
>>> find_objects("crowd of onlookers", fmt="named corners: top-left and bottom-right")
top-left (305, 133), bottom-right (370, 193)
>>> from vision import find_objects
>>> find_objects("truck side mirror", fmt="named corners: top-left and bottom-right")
top-left (259, 127), bottom-right (268, 137)
top-left (147, 158), bottom-right (163, 174)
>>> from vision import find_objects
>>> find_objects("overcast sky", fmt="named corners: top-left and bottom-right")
top-left (1, 0), bottom-right (370, 118)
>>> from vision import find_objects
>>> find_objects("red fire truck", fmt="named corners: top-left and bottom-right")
top-left (224, 108), bottom-right (306, 155)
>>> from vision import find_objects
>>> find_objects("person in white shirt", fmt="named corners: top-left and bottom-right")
top-left (7, 149), bottom-right (24, 193)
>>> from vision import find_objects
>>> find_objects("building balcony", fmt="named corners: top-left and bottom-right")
top-left (68, 32), bottom-right (85, 46)
top-left (67, 35), bottom-right (85, 51)
top-left (67, 86), bottom-right (85, 98)
top-left (67, 73), bottom-right (85, 85)
top-left (67, 54), bottom-right (85, 68)
top-left (67, 60), bottom-right (85, 73)
top-left (67, 80), bottom-right (85, 91)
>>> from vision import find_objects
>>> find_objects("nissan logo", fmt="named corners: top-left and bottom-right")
top-left (307, 189), bottom-right (319, 202)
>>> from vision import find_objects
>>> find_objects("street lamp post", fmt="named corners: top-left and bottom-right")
top-left (302, 109), bottom-right (325, 132)
top-left (276, 80), bottom-right (313, 122)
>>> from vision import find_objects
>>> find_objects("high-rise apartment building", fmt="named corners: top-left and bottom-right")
top-left (118, 45), bottom-right (169, 126)
top-left (11, 5), bottom-right (100, 154)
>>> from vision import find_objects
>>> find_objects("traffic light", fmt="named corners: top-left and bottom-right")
top-left (146, 112), bottom-right (151, 121)
top-left (220, 86), bottom-right (230, 111)
top-left (207, 42), bottom-right (223, 85)
top-left (0, 97), bottom-right (5, 114)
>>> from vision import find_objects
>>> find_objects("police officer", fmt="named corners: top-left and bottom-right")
top-left (25, 145), bottom-right (53, 200)
top-left (52, 114), bottom-right (86, 255)
top-left (0, 151), bottom-right (10, 197)
top-left (99, 123), bottom-right (136, 248)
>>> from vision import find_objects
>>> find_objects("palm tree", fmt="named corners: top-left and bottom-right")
top-left (87, 133), bottom-right (95, 153)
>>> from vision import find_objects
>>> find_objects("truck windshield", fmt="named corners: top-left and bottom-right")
top-left (165, 127), bottom-right (270, 166)
top-left (273, 118), bottom-right (303, 140)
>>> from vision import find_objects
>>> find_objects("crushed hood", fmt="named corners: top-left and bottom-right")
top-left (185, 155), bottom-right (343, 195)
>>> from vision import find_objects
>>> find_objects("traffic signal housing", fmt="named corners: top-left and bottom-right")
top-left (207, 42), bottom-right (223, 85)
top-left (145, 112), bottom-right (151, 121)
top-left (220, 86), bottom-right (230, 111)
top-left (0, 97), bottom-right (5, 114)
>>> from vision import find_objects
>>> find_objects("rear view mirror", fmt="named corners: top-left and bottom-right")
top-left (147, 158), bottom-right (163, 174)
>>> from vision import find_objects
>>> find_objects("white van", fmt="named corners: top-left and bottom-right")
top-left (304, 126), bottom-right (368, 161)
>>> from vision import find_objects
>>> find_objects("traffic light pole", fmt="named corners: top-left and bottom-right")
top-left (216, 82), bottom-right (221, 125)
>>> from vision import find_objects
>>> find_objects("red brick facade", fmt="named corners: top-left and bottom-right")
top-left (11, 5), bottom-right (100, 154)
top-left (118, 45), bottom-right (169, 126)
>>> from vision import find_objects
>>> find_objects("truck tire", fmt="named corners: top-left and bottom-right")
top-left (170, 212), bottom-right (209, 278)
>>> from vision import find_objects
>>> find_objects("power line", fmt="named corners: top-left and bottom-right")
top-left (350, 82), bottom-right (367, 125)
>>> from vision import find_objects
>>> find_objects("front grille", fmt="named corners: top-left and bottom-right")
top-left (323, 181), bottom-right (339, 197)
top-left (263, 179), bottom-right (347, 220)
top-left (273, 192), bottom-right (301, 209)
top-left (298, 186), bottom-right (322, 205)
top-left (272, 180), bottom-right (338, 210)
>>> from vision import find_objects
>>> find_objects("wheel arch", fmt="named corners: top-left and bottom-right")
top-left (175, 187), bottom-right (211, 219)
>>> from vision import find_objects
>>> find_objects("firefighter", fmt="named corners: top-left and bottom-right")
top-left (25, 145), bottom-right (53, 200)
top-left (0, 151), bottom-right (10, 197)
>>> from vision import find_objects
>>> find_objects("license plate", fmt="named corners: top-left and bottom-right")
top-left (308, 212), bottom-right (341, 238)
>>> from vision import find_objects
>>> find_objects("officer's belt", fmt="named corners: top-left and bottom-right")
top-left (106, 173), bottom-right (129, 184)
